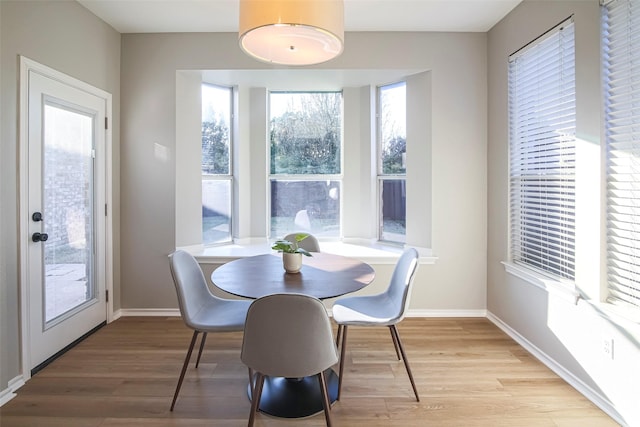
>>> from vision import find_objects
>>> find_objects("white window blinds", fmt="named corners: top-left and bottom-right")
top-left (508, 19), bottom-right (576, 281)
top-left (603, 0), bottom-right (640, 309)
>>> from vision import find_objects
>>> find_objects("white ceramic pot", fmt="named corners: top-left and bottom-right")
top-left (282, 252), bottom-right (303, 273)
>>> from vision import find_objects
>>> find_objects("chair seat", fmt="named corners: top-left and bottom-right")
top-left (332, 294), bottom-right (400, 326)
top-left (168, 249), bottom-right (251, 411)
top-left (190, 299), bottom-right (252, 332)
top-left (242, 294), bottom-right (338, 427)
top-left (332, 248), bottom-right (420, 402)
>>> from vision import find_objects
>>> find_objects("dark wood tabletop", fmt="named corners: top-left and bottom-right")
top-left (211, 252), bottom-right (375, 300)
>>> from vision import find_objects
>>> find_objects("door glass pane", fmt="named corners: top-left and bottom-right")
top-left (43, 103), bottom-right (95, 324)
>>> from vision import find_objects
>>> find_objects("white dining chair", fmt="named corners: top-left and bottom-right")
top-left (332, 247), bottom-right (420, 401)
top-left (241, 293), bottom-right (338, 427)
top-left (284, 232), bottom-right (321, 252)
top-left (168, 250), bottom-right (251, 410)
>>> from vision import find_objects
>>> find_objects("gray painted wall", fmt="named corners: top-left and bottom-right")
top-left (119, 31), bottom-right (488, 311)
top-left (0, 0), bottom-right (120, 392)
top-left (488, 1), bottom-right (639, 425)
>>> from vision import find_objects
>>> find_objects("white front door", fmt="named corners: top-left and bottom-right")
top-left (25, 64), bottom-right (109, 373)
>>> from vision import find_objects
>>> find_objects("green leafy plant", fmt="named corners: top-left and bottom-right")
top-left (271, 233), bottom-right (313, 257)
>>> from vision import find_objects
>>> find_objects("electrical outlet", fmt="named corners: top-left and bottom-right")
top-left (603, 337), bottom-right (614, 360)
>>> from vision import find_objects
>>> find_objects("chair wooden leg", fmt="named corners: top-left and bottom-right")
top-left (337, 325), bottom-right (348, 400)
top-left (170, 330), bottom-right (199, 411)
top-left (195, 332), bottom-right (208, 368)
top-left (390, 325), bottom-right (420, 401)
top-left (389, 326), bottom-right (401, 360)
top-left (247, 367), bottom-right (254, 399)
top-left (247, 372), bottom-right (265, 427)
top-left (335, 324), bottom-right (343, 347)
top-left (318, 371), bottom-right (333, 427)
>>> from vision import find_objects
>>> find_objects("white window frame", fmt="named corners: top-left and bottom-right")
top-left (201, 83), bottom-right (234, 246)
top-left (508, 18), bottom-right (577, 283)
top-left (267, 90), bottom-right (344, 239)
top-left (377, 81), bottom-right (407, 245)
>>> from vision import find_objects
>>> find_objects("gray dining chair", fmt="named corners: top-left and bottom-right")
top-left (241, 293), bottom-right (338, 427)
top-left (332, 247), bottom-right (420, 401)
top-left (284, 232), bottom-right (321, 252)
top-left (168, 250), bottom-right (251, 411)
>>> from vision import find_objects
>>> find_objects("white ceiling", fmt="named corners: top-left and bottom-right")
top-left (77, 0), bottom-right (522, 34)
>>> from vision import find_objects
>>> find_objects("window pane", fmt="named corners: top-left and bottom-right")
top-left (43, 103), bottom-right (95, 323)
top-left (508, 19), bottom-right (576, 281)
top-left (378, 82), bottom-right (406, 243)
top-left (379, 83), bottom-right (406, 174)
top-left (202, 84), bottom-right (232, 245)
top-left (380, 179), bottom-right (406, 243)
top-left (270, 180), bottom-right (340, 238)
top-left (270, 92), bottom-right (341, 175)
top-left (202, 180), bottom-right (232, 244)
top-left (202, 84), bottom-right (231, 175)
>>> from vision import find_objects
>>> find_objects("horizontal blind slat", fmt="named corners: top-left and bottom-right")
top-left (604, 0), bottom-right (640, 309)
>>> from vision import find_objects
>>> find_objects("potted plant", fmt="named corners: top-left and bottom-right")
top-left (271, 233), bottom-right (313, 273)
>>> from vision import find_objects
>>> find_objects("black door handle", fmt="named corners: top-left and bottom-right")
top-left (32, 212), bottom-right (43, 222)
top-left (32, 232), bottom-right (49, 242)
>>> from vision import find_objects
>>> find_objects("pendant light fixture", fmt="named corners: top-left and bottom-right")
top-left (239, 0), bottom-right (344, 66)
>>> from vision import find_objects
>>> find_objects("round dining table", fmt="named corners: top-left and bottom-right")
top-left (211, 252), bottom-right (375, 419)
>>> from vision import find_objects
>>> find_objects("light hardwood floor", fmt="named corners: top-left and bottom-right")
top-left (0, 317), bottom-right (619, 426)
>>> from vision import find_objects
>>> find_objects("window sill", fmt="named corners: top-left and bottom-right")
top-left (502, 261), bottom-right (581, 305)
top-left (503, 262), bottom-right (640, 325)
top-left (591, 300), bottom-right (640, 325)
top-left (180, 238), bottom-right (437, 265)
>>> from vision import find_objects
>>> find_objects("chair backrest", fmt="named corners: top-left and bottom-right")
top-left (384, 248), bottom-right (420, 323)
top-left (241, 294), bottom-right (338, 378)
top-left (169, 250), bottom-right (219, 330)
top-left (284, 232), bottom-right (321, 252)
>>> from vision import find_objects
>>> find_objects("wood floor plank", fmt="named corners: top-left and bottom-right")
top-left (0, 317), bottom-right (619, 426)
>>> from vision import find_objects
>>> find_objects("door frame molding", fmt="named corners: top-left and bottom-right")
top-left (18, 56), bottom-right (114, 381)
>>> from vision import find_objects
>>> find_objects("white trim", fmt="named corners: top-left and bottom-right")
top-left (502, 261), bottom-right (581, 305)
top-left (487, 311), bottom-right (625, 426)
top-left (0, 376), bottom-right (25, 407)
top-left (405, 309), bottom-right (487, 318)
top-left (116, 307), bottom-right (481, 319)
top-left (116, 308), bottom-right (181, 318)
top-left (18, 56), bottom-right (114, 381)
top-left (105, 94), bottom-right (114, 324)
top-left (18, 55), bottom-right (31, 382)
top-left (328, 309), bottom-right (486, 318)
top-left (180, 239), bottom-right (437, 266)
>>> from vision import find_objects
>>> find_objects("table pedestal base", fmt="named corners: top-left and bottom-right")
top-left (248, 369), bottom-right (338, 418)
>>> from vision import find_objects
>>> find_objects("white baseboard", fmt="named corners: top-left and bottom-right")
top-left (114, 308), bottom-right (181, 319)
top-left (114, 307), bottom-right (485, 319)
top-left (406, 308), bottom-right (487, 317)
top-left (486, 311), bottom-right (625, 426)
top-left (0, 376), bottom-right (25, 407)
